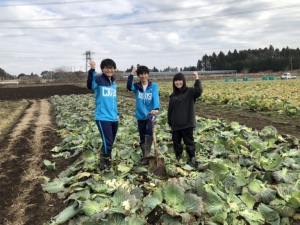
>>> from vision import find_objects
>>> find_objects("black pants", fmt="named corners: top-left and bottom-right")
top-left (172, 127), bottom-right (195, 159)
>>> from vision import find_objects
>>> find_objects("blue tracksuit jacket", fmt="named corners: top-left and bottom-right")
top-left (92, 72), bottom-right (118, 122)
top-left (127, 75), bottom-right (160, 120)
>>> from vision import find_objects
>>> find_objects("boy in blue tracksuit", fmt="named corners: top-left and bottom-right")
top-left (127, 65), bottom-right (160, 165)
top-left (89, 59), bottom-right (119, 169)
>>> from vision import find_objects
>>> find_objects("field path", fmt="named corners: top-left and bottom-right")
top-left (0, 99), bottom-right (64, 225)
top-left (0, 84), bottom-right (92, 225)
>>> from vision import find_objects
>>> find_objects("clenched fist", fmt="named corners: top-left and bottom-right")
top-left (131, 67), bottom-right (137, 75)
top-left (90, 60), bottom-right (96, 69)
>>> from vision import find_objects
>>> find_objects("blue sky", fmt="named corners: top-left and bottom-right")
top-left (0, 0), bottom-right (299, 75)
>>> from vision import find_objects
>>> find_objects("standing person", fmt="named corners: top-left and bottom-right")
top-left (127, 66), bottom-right (160, 165)
top-left (89, 59), bottom-right (119, 169)
top-left (167, 72), bottom-right (203, 167)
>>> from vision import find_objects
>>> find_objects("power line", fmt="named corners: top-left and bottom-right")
top-left (0, 0), bottom-right (247, 22)
top-left (0, 0), bottom-right (110, 7)
top-left (0, 56), bottom-right (81, 59)
top-left (0, 4), bottom-right (299, 29)
top-left (0, 48), bottom-right (84, 54)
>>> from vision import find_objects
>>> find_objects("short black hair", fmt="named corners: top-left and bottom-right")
top-left (136, 65), bottom-right (149, 76)
top-left (100, 58), bottom-right (116, 70)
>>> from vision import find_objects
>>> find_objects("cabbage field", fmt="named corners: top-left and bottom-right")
top-left (130, 79), bottom-right (300, 117)
top-left (43, 82), bottom-right (300, 225)
top-left (199, 80), bottom-right (300, 116)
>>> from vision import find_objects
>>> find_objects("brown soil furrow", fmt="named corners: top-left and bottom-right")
top-left (0, 100), bottom-right (40, 224)
top-left (0, 85), bottom-right (95, 225)
top-left (1, 100), bottom-right (56, 225)
top-left (0, 130), bottom-right (34, 225)
top-left (0, 100), bottom-right (40, 175)
top-left (33, 99), bottom-right (52, 150)
top-left (7, 100), bottom-right (39, 147)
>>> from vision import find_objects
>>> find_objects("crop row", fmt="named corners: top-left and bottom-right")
top-left (43, 94), bottom-right (300, 225)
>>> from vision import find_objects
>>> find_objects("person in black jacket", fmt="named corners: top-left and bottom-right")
top-left (167, 72), bottom-right (203, 167)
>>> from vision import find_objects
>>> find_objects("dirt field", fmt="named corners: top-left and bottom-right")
top-left (0, 84), bottom-right (299, 225)
top-left (0, 85), bottom-right (92, 225)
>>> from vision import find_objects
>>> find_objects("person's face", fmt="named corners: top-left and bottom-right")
top-left (174, 80), bottom-right (183, 89)
top-left (103, 66), bottom-right (115, 77)
top-left (138, 72), bottom-right (149, 83)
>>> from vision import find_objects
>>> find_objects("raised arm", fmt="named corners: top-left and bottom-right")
top-left (192, 71), bottom-right (203, 99)
top-left (90, 61), bottom-right (98, 90)
top-left (126, 67), bottom-right (137, 91)
top-left (87, 60), bottom-right (96, 89)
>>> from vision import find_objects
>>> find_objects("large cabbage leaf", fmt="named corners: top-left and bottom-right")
top-left (272, 167), bottom-right (298, 183)
top-left (81, 199), bottom-right (109, 216)
top-left (163, 183), bottom-right (184, 207)
top-left (182, 193), bottom-right (203, 214)
top-left (257, 203), bottom-right (280, 225)
top-left (203, 191), bottom-right (225, 216)
top-left (48, 203), bottom-right (79, 225)
top-left (239, 209), bottom-right (264, 224)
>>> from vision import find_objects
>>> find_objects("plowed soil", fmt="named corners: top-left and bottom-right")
top-left (0, 85), bottom-right (92, 225)
top-left (0, 84), bottom-right (299, 225)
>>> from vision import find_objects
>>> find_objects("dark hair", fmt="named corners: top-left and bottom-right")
top-left (136, 65), bottom-right (149, 76)
top-left (100, 58), bottom-right (116, 70)
top-left (172, 73), bottom-right (187, 95)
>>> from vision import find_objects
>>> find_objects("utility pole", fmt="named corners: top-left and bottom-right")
top-left (82, 51), bottom-right (95, 73)
top-left (290, 57), bottom-right (293, 71)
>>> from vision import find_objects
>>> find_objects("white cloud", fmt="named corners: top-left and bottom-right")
top-left (0, 0), bottom-right (299, 75)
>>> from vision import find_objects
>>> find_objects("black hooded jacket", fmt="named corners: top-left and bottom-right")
top-left (168, 80), bottom-right (202, 131)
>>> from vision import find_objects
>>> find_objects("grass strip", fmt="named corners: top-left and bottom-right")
top-left (0, 100), bottom-right (28, 140)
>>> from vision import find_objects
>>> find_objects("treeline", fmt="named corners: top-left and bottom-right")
top-left (2, 45), bottom-right (300, 77)
top-left (40, 70), bottom-right (85, 80)
top-left (125, 45), bottom-right (300, 73)
top-left (0, 67), bottom-right (86, 81)
top-left (0, 68), bottom-right (40, 79)
top-left (0, 68), bottom-right (14, 79)
top-left (196, 45), bottom-right (300, 73)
